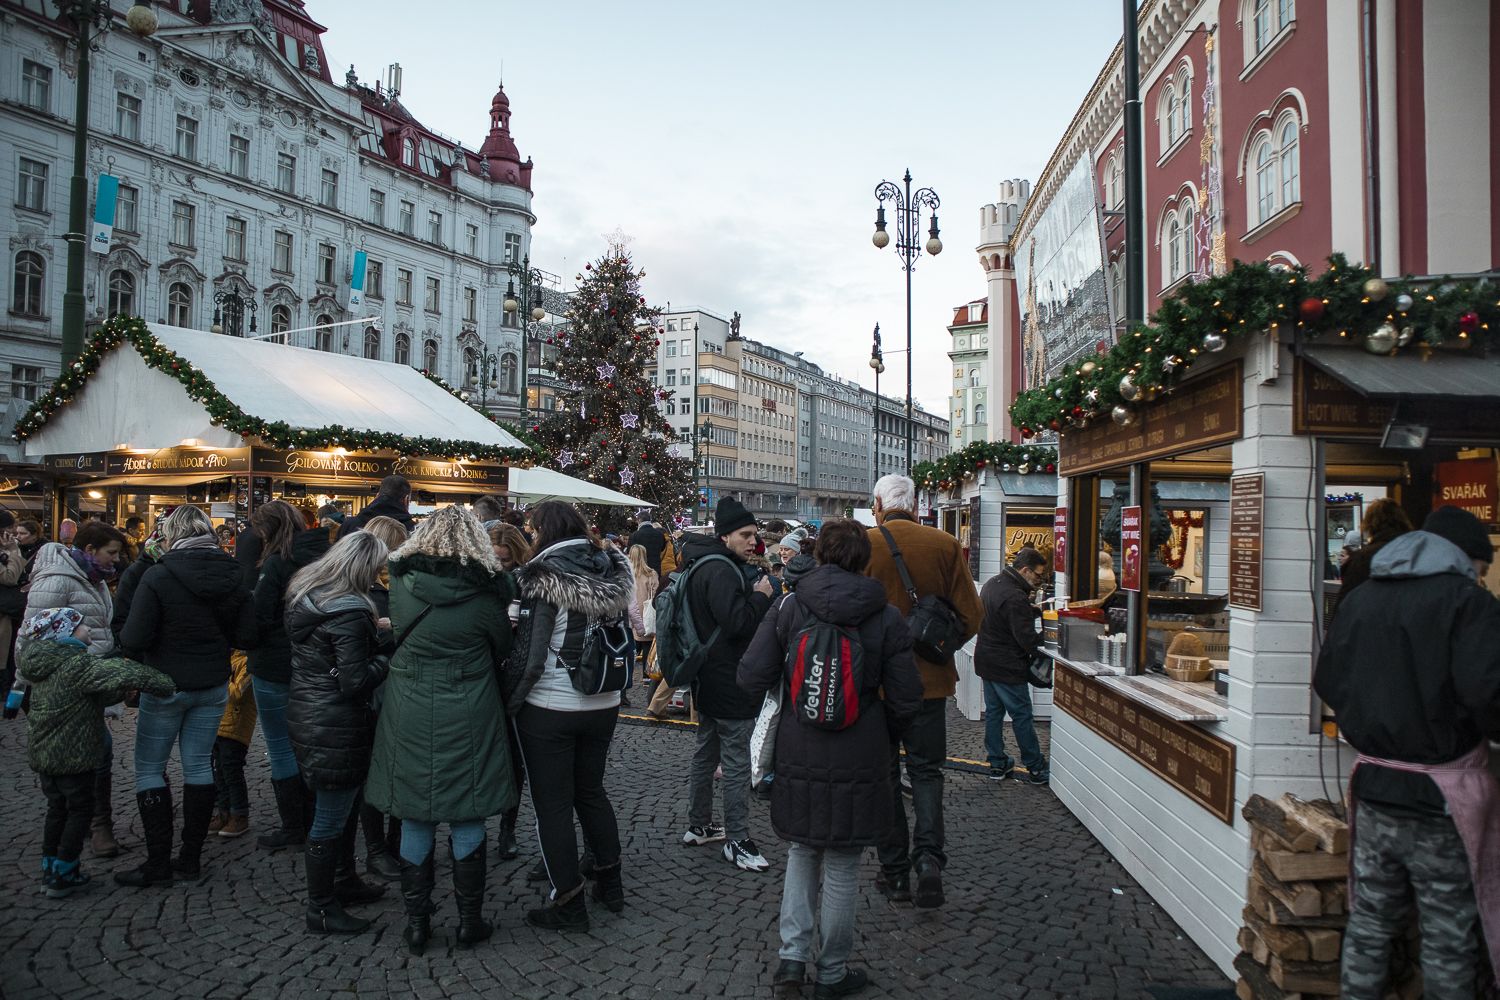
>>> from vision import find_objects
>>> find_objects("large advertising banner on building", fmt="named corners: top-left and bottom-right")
top-left (1013, 155), bottom-right (1112, 392)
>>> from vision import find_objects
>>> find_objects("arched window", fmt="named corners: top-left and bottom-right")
top-left (1109, 262), bottom-right (1124, 318)
top-left (1164, 82), bottom-right (1180, 147)
top-left (973, 403), bottom-right (986, 426)
top-left (463, 346), bottom-right (479, 388)
top-left (1106, 157), bottom-right (1122, 208)
top-left (12, 251), bottom-right (44, 315)
top-left (167, 282), bottom-right (192, 327)
top-left (1279, 117), bottom-right (1300, 207)
top-left (363, 325), bottom-right (380, 359)
top-left (394, 332), bottom-right (410, 367)
top-left (1179, 202), bottom-right (1196, 279)
top-left (1167, 213), bottom-right (1183, 283)
top-left (500, 352), bottom-right (518, 394)
top-left (270, 304), bottom-right (291, 344)
top-left (315, 314), bottom-right (334, 352)
top-left (402, 137), bottom-right (415, 167)
top-left (1253, 0), bottom-right (1273, 52)
top-left (422, 338), bottom-right (438, 372)
top-left (1254, 138), bottom-right (1277, 224)
top-left (106, 269), bottom-right (135, 316)
top-left (1177, 70), bottom-right (1192, 137)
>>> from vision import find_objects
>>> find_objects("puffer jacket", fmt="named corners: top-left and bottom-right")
top-left (365, 552), bottom-right (516, 823)
top-left (738, 564), bottom-right (923, 848)
top-left (21, 543), bottom-right (115, 658)
top-left (118, 538), bottom-right (256, 691)
top-left (110, 552), bottom-right (157, 644)
top-left (508, 538), bottom-right (633, 713)
top-left (20, 637), bottom-right (173, 775)
top-left (974, 567), bottom-right (1041, 685)
top-left (248, 528), bottom-right (330, 684)
top-left (285, 594), bottom-right (389, 791)
top-left (679, 532), bottom-right (771, 719)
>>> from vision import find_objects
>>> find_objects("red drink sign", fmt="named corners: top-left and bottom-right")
top-left (1434, 459), bottom-right (1498, 524)
top-left (1120, 505), bottom-right (1143, 592)
top-left (1054, 507), bottom-right (1068, 574)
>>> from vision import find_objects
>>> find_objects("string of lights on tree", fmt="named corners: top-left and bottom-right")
top-left (12, 315), bottom-right (536, 464)
top-left (527, 248), bottom-right (695, 527)
top-left (912, 440), bottom-right (1059, 493)
top-left (1009, 253), bottom-right (1497, 435)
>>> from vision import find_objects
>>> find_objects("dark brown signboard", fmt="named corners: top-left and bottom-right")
top-left (42, 452), bottom-right (108, 475)
top-left (394, 456), bottom-right (508, 489)
top-left (1291, 359), bottom-right (1393, 436)
top-left (1059, 361), bottom-right (1243, 476)
top-left (251, 450), bottom-right (507, 490)
top-left (1055, 662), bottom-right (1236, 823)
top-left (968, 495), bottom-right (982, 581)
top-left (106, 447), bottom-right (251, 476)
top-left (1229, 473), bottom-right (1264, 611)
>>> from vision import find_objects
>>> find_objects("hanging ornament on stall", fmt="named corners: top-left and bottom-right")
top-left (1362, 278), bottom-right (1389, 302)
top-left (1299, 297), bottom-right (1326, 323)
top-left (1364, 322), bottom-right (1398, 355)
top-left (1202, 331), bottom-right (1227, 353)
top-left (1394, 293), bottom-right (1414, 312)
top-left (1396, 325), bottom-right (1415, 348)
top-left (1119, 374), bottom-right (1142, 402)
top-left (1080, 361), bottom-right (1098, 376)
top-left (1459, 311), bottom-right (1481, 335)
top-left (1111, 405), bottom-right (1136, 426)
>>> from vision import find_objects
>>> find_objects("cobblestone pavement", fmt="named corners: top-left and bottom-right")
top-left (1, 700), bottom-right (1232, 999)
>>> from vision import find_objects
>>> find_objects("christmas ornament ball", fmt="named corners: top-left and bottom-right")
top-left (1364, 321), bottom-right (1398, 355)
top-left (1299, 297), bottom-right (1325, 323)
top-left (1396, 325), bottom-right (1415, 348)
top-left (1119, 374), bottom-right (1142, 402)
top-left (1203, 331), bottom-right (1227, 353)
top-left (1362, 277), bottom-right (1389, 301)
top-left (1080, 361), bottom-right (1097, 376)
top-left (1111, 405), bottom-right (1135, 426)
top-left (1395, 293), bottom-right (1414, 312)
top-left (1459, 311), bottom-right (1481, 334)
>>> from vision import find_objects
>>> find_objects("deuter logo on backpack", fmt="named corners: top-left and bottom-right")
top-left (785, 604), bottom-right (863, 731)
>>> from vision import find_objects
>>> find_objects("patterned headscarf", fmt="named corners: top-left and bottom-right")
top-left (20, 607), bottom-right (84, 642)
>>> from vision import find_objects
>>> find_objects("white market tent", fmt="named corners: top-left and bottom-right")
top-left (506, 465), bottom-right (652, 508)
top-left (22, 323), bottom-right (528, 457)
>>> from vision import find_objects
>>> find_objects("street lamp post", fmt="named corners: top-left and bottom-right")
top-left (871, 169), bottom-right (942, 474)
top-left (868, 323), bottom-right (884, 482)
top-left (696, 418), bottom-right (713, 525)
top-left (210, 286), bottom-right (257, 338)
top-left (57, 1), bottom-right (158, 364)
top-left (469, 347), bottom-right (500, 410)
top-left (502, 254), bottom-right (547, 422)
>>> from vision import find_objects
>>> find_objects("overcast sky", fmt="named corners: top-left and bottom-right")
top-left (315, 1), bottom-right (1122, 414)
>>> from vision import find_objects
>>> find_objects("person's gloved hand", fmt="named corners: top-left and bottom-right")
top-left (4, 687), bottom-right (23, 719)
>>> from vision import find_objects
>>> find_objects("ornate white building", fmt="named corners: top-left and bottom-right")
top-left (0, 0), bottom-right (548, 442)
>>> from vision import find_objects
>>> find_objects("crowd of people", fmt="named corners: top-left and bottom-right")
top-left (7, 472), bottom-right (1065, 999)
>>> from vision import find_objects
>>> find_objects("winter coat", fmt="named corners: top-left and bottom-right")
top-left (632, 523), bottom-right (668, 574)
top-left (679, 532), bottom-right (772, 719)
top-left (865, 513), bottom-right (983, 699)
top-left (974, 567), bottom-right (1042, 685)
top-left (217, 651), bottom-right (257, 744)
top-left (117, 541), bottom-right (256, 691)
top-left (508, 538), bottom-right (633, 713)
top-left (110, 552), bottom-right (157, 644)
top-left (285, 594), bottom-right (390, 791)
top-left (629, 573), bottom-right (657, 640)
top-left (737, 565), bottom-right (922, 848)
top-left (21, 544), bottom-right (116, 659)
top-left (365, 553), bottom-right (517, 823)
top-left (248, 528), bottom-right (330, 684)
top-left (20, 638), bottom-right (173, 775)
top-left (337, 495), bottom-right (415, 540)
top-left (1315, 531), bottom-right (1500, 816)
top-left (1337, 527), bottom-right (1410, 600)
top-left (660, 535), bottom-right (679, 577)
top-left (0, 541), bottom-right (26, 620)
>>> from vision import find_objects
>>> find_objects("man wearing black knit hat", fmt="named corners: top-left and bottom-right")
top-left (1316, 505), bottom-right (1500, 997)
top-left (677, 497), bottom-right (775, 872)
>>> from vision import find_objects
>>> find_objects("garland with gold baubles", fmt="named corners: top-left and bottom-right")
top-left (13, 315), bottom-right (536, 464)
top-left (912, 440), bottom-right (1059, 493)
top-left (1010, 254), bottom-right (1497, 435)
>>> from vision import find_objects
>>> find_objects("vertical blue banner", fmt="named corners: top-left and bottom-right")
top-left (90, 174), bottom-right (119, 255)
top-left (348, 249), bottom-right (367, 309)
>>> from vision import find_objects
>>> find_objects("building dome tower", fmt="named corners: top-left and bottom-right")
top-left (478, 84), bottom-right (533, 190)
top-left (976, 178), bottom-right (1030, 442)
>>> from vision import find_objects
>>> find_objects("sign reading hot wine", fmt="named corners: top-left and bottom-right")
top-left (1434, 459), bottom-right (1498, 524)
top-left (1119, 505), bottom-right (1143, 592)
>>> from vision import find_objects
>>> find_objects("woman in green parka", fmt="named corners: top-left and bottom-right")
top-left (364, 505), bottom-right (517, 955)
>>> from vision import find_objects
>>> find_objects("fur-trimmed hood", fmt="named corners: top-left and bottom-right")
top-left (516, 538), bottom-right (632, 617)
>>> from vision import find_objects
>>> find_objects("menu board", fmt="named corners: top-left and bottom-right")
top-left (1120, 505), bottom-right (1143, 592)
top-left (1053, 507), bottom-right (1069, 574)
top-left (1229, 474), bottom-right (1264, 611)
top-left (968, 496), bottom-right (982, 580)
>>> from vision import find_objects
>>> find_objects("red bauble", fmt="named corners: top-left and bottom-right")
top-left (1045, 463), bottom-right (1057, 473)
top-left (1299, 297), bottom-right (1325, 323)
top-left (585, 263), bottom-right (592, 270)
top-left (1071, 406), bottom-right (1084, 418)
top-left (1048, 419), bottom-right (1061, 431)
top-left (1459, 311), bottom-right (1481, 334)
top-left (1020, 426), bottom-right (1033, 438)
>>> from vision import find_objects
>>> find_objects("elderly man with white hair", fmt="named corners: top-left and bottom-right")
top-left (864, 474), bottom-right (983, 910)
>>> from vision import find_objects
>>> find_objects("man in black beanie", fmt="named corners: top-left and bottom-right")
top-left (676, 497), bottom-right (774, 872)
top-left (1315, 505), bottom-right (1500, 997)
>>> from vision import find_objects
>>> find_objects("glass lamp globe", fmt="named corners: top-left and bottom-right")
top-left (126, 4), bottom-right (159, 36)
top-left (503, 296), bottom-right (518, 313)
top-left (872, 229), bottom-right (890, 249)
top-left (926, 235), bottom-right (943, 255)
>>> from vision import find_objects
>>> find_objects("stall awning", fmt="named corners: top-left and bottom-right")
top-left (1301, 346), bottom-right (1500, 402)
top-left (506, 467), bottom-right (652, 507)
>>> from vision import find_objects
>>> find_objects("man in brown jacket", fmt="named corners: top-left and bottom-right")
top-left (865, 474), bottom-right (983, 909)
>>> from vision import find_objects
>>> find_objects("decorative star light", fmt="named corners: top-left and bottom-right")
top-left (618, 466), bottom-right (635, 486)
top-left (557, 450), bottom-right (574, 468)
top-left (602, 227), bottom-right (634, 254)
top-left (620, 413), bottom-right (640, 429)
top-left (596, 363), bottom-right (616, 381)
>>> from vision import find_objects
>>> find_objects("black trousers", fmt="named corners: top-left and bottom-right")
top-left (515, 703), bottom-right (620, 895)
top-left (210, 736), bottom-right (250, 816)
top-left (40, 771), bottom-right (95, 863)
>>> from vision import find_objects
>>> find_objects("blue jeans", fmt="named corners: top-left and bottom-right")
top-left (308, 786), bottom-right (361, 841)
top-left (983, 680), bottom-right (1046, 776)
top-left (779, 843), bottom-right (862, 984)
top-left (134, 685), bottom-right (228, 792)
top-left (399, 819), bottom-right (486, 864)
top-left (251, 677), bottom-right (299, 781)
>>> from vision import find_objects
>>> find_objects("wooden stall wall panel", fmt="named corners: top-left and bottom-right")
top-left (1206, 499), bottom-right (1232, 596)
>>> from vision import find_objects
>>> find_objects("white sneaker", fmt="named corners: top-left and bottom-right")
top-left (723, 838), bottom-right (770, 871)
top-left (682, 824), bottom-right (726, 846)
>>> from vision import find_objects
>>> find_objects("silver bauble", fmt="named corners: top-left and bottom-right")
top-left (1364, 322), bottom-right (1398, 355)
top-left (1203, 332), bottom-right (1227, 353)
top-left (1017, 463), bottom-right (1031, 475)
top-left (1394, 293), bottom-right (1414, 312)
top-left (1119, 375), bottom-right (1142, 402)
top-left (1396, 325), bottom-right (1415, 348)
top-left (1111, 405), bottom-right (1135, 426)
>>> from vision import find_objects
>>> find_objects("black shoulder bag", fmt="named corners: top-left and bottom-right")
top-left (878, 526), bottom-right (964, 663)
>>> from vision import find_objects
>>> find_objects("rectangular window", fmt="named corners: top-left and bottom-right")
top-left (228, 135), bottom-right (250, 178)
top-left (368, 189), bottom-right (385, 226)
top-left (398, 201), bottom-right (414, 236)
top-left (273, 230), bottom-right (293, 273)
top-left (503, 233), bottom-right (522, 263)
top-left (397, 268), bottom-right (413, 305)
top-left (320, 169), bottom-right (338, 208)
top-left (463, 286), bottom-right (477, 322)
top-left (666, 371), bottom-right (676, 387)
top-left (224, 217), bottom-right (246, 261)
top-left (681, 338), bottom-right (691, 354)
top-left (427, 210), bottom-right (442, 243)
top-left (275, 152), bottom-right (296, 194)
top-left (16, 158), bottom-right (48, 211)
top-left (21, 60), bottom-right (51, 111)
top-left (11, 364), bottom-right (43, 403)
top-left (175, 115), bottom-right (198, 160)
top-left (424, 276), bottom-right (441, 312)
top-left (170, 200), bottom-right (195, 247)
top-left (317, 243), bottom-right (336, 284)
top-left (665, 341), bottom-right (677, 357)
top-left (465, 223), bottom-right (479, 256)
top-left (116, 184), bottom-right (138, 232)
top-left (114, 92), bottom-right (141, 140)
top-left (366, 260), bottom-right (384, 299)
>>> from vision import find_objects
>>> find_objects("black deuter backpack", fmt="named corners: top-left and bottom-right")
top-left (877, 526), bottom-right (964, 663)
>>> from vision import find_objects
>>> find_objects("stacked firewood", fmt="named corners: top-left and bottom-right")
top-left (1234, 793), bottom-right (1420, 1000)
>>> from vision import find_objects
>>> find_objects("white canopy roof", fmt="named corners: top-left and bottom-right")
top-left (507, 466), bottom-right (652, 507)
top-left (24, 323), bottom-right (526, 457)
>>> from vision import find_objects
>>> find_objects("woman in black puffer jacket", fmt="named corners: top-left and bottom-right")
top-left (284, 530), bottom-right (391, 936)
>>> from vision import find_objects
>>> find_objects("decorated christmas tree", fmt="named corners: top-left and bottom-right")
top-left (530, 245), bottom-right (694, 529)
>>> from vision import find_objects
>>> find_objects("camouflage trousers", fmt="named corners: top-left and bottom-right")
top-left (1342, 799), bottom-right (1482, 999)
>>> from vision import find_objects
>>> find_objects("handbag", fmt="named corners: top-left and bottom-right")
top-left (749, 684), bottom-right (782, 788)
top-left (878, 526), bottom-right (964, 662)
top-left (558, 614), bottom-right (633, 695)
top-left (644, 638), bottom-right (661, 681)
top-left (1028, 651), bottom-right (1054, 689)
top-left (641, 596), bottom-right (657, 636)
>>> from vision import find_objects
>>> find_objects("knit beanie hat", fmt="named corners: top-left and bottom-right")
top-left (783, 553), bottom-right (817, 588)
top-left (715, 498), bottom-right (756, 538)
top-left (778, 528), bottom-right (807, 553)
top-left (1422, 506), bottom-right (1494, 562)
top-left (21, 607), bottom-right (83, 643)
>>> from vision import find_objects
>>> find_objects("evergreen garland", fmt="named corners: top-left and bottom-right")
top-left (13, 315), bottom-right (536, 464)
top-left (912, 441), bottom-right (1059, 493)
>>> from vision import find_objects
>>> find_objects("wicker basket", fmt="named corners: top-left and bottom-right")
top-left (1163, 632), bottom-right (1213, 682)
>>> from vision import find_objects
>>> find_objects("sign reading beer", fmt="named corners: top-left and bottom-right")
top-left (1229, 473), bottom-right (1264, 611)
top-left (1120, 505), bottom-right (1143, 592)
top-left (1434, 459), bottom-right (1498, 524)
top-left (1059, 361), bottom-right (1243, 476)
top-left (1291, 359), bottom-right (1393, 436)
top-left (1054, 663), bottom-right (1236, 823)
top-left (1053, 507), bottom-right (1068, 574)
top-left (106, 447), bottom-right (251, 476)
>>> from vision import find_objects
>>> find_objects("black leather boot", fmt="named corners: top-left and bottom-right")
top-left (400, 853), bottom-right (436, 956)
top-left (361, 801), bottom-right (401, 880)
top-left (590, 860), bottom-right (625, 913)
top-left (334, 802), bottom-right (385, 905)
top-left (172, 783), bottom-right (216, 880)
top-left (452, 840), bottom-right (492, 947)
top-left (257, 776), bottom-right (307, 851)
top-left (496, 806), bottom-right (519, 861)
top-left (114, 788), bottom-right (174, 888)
top-left (526, 880), bottom-right (589, 932)
top-left (304, 838), bottom-right (371, 935)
